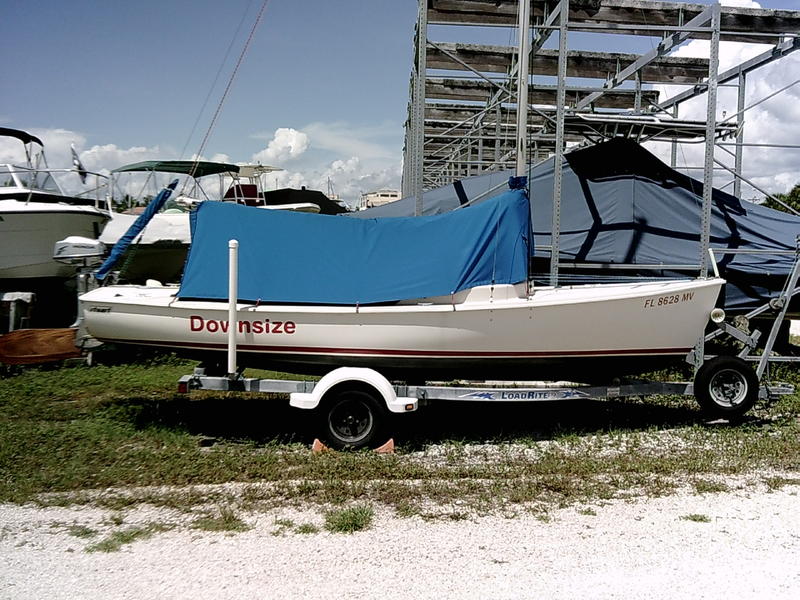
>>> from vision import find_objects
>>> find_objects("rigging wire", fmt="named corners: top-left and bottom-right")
top-left (179, 0), bottom-right (256, 163)
top-left (183, 0), bottom-right (270, 192)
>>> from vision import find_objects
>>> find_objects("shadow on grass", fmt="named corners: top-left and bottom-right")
top-left (97, 395), bottom-right (313, 446)
top-left (393, 397), bottom-right (706, 450)
top-left (97, 392), bottom-right (716, 450)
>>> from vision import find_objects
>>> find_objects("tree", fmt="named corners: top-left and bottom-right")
top-left (763, 183), bottom-right (800, 214)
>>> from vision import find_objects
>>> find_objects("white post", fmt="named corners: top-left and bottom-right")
top-left (227, 239), bottom-right (239, 378)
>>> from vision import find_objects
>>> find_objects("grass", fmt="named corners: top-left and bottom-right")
top-left (324, 504), bottom-right (374, 533)
top-left (295, 523), bottom-right (320, 534)
top-left (85, 523), bottom-right (172, 553)
top-left (692, 479), bottom-right (729, 494)
top-left (1, 355), bottom-right (799, 519)
top-left (66, 524), bottom-right (97, 539)
top-left (680, 513), bottom-right (712, 523)
top-left (763, 476), bottom-right (800, 491)
top-left (192, 506), bottom-right (251, 533)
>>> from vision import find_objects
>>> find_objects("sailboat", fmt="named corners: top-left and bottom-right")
top-left (79, 182), bottom-right (724, 382)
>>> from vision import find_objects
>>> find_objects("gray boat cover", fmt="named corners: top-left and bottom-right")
top-left (353, 139), bottom-right (800, 313)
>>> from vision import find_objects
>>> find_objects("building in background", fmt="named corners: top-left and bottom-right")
top-left (360, 189), bottom-right (401, 210)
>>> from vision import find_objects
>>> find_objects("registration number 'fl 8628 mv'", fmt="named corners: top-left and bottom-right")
top-left (643, 292), bottom-right (694, 309)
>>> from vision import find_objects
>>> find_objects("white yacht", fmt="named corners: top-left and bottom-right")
top-left (0, 127), bottom-right (110, 281)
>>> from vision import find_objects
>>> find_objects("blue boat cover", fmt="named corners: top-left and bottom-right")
top-left (178, 187), bottom-right (530, 304)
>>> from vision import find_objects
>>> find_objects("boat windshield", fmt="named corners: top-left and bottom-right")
top-left (0, 165), bottom-right (16, 188)
top-left (4, 166), bottom-right (62, 193)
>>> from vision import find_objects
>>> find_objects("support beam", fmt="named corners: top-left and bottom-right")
top-left (576, 5), bottom-right (715, 110)
top-left (550, 0), bottom-right (569, 287)
top-left (658, 36), bottom-right (800, 111)
top-left (427, 43), bottom-right (710, 84)
top-left (734, 71), bottom-right (746, 200)
top-left (413, 1), bottom-right (428, 215)
top-left (699, 2), bottom-right (720, 278)
top-left (427, 1), bottom-right (800, 43)
top-left (427, 78), bottom-right (659, 109)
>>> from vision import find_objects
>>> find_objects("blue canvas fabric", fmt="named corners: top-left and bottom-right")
top-left (178, 187), bottom-right (530, 304)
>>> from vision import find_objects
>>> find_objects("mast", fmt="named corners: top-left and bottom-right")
top-left (515, 0), bottom-right (531, 177)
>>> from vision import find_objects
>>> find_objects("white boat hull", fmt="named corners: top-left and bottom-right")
top-left (0, 200), bottom-right (108, 280)
top-left (80, 278), bottom-right (724, 381)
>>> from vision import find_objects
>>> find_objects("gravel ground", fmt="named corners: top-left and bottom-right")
top-left (1, 479), bottom-right (799, 600)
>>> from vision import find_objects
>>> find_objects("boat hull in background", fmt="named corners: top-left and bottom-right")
top-left (0, 201), bottom-right (108, 280)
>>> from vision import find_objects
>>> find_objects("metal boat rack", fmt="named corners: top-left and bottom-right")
top-left (405, 0), bottom-right (800, 289)
top-left (700, 246), bottom-right (800, 378)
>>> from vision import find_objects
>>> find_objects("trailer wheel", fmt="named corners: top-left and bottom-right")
top-left (319, 387), bottom-right (386, 450)
top-left (694, 356), bottom-right (758, 419)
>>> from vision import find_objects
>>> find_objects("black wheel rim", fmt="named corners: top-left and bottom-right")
top-left (328, 396), bottom-right (373, 443)
top-left (709, 368), bottom-right (748, 407)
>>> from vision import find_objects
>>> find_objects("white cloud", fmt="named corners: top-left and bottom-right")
top-left (81, 143), bottom-right (164, 172)
top-left (249, 122), bottom-right (403, 204)
top-left (251, 128), bottom-right (309, 164)
top-left (651, 29), bottom-right (800, 197)
top-left (209, 153), bottom-right (232, 164)
top-left (3, 122), bottom-right (403, 206)
top-left (261, 156), bottom-right (402, 208)
top-left (0, 127), bottom-right (171, 196)
top-left (0, 128), bottom-right (85, 166)
top-left (719, 0), bottom-right (761, 7)
top-left (300, 121), bottom-right (399, 164)
top-left (0, 136), bottom-right (28, 165)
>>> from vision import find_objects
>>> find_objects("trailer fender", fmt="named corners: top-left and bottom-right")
top-left (289, 367), bottom-right (418, 414)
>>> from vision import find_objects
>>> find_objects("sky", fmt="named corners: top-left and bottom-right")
top-left (1, 0), bottom-right (798, 205)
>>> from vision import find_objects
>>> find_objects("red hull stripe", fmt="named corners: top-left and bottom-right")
top-left (111, 339), bottom-right (691, 358)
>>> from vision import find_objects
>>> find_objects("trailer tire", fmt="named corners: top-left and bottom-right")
top-left (318, 386), bottom-right (387, 450)
top-left (694, 356), bottom-right (758, 420)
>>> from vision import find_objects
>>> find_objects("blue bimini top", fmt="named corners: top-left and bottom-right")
top-left (177, 186), bottom-right (530, 305)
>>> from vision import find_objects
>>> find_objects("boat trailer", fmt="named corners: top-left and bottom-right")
top-left (177, 365), bottom-right (793, 450)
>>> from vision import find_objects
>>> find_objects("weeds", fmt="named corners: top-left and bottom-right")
top-left (692, 479), bottom-right (729, 494)
top-left (191, 506), bottom-right (251, 533)
top-left (680, 513), bottom-right (712, 523)
top-left (295, 523), bottom-right (320, 534)
top-left (66, 524), bottom-right (97, 539)
top-left (85, 523), bottom-right (172, 553)
top-left (763, 476), bottom-right (800, 491)
top-left (324, 504), bottom-right (374, 533)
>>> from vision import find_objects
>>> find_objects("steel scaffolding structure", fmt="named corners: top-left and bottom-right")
top-left (403, 0), bottom-right (800, 213)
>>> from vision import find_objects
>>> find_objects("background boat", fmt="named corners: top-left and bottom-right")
top-left (100, 160), bottom-right (345, 284)
top-left (0, 127), bottom-right (111, 329)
